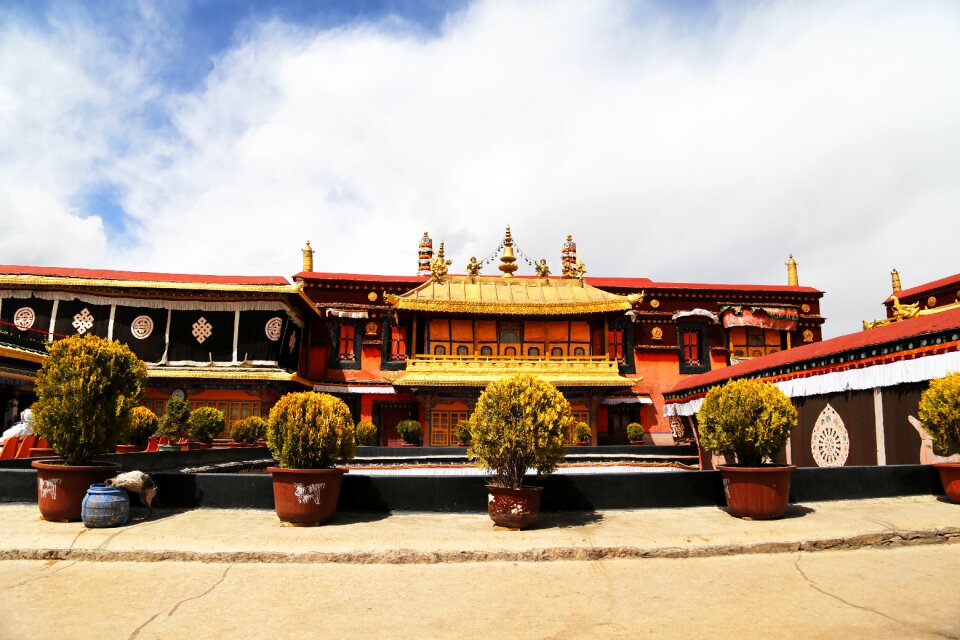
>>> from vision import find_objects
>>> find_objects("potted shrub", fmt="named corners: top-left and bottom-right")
top-left (117, 406), bottom-right (158, 453)
top-left (396, 419), bottom-right (422, 446)
top-left (355, 420), bottom-right (377, 447)
top-left (266, 392), bottom-right (356, 525)
top-left (918, 372), bottom-right (960, 502)
top-left (468, 374), bottom-right (572, 529)
top-left (31, 334), bottom-right (147, 521)
top-left (697, 378), bottom-right (798, 519)
top-left (230, 416), bottom-right (268, 447)
top-left (187, 407), bottom-right (225, 449)
top-left (627, 422), bottom-right (645, 445)
top-left (573, 421), bottom-right (591, 446)
top-left (157, 397), bottom-right (190, 450)
top-left (454, 420), bottom-right (471, 446)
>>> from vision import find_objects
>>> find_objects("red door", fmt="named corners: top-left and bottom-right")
top-left (381, 408), bottom-right (412, 447)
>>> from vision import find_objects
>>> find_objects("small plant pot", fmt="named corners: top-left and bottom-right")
top-left (486, 485), bottom-right (543, 529)
top-left (268, 467), bottom-right (347, 525)
top-left (933, 463), bottom-right (960, 503)
top-left (31, 460), bottom-right (122, 522)
top-left (717, 465), bottom-right (796, 520)
top-left (81, 483), bottom-right (130, 528)
top-left (115, 444), bottom-right (144, 454)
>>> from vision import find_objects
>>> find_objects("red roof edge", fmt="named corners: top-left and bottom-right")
top-left (667, 306), bottom-right (960, 397)
top-left (0, 264), bottom-right (290, 286)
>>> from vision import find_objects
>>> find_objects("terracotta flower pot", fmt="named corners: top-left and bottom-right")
top-left (717, 465), bottom-right (796, 520)
top-left (487, 485), bottom-right (543, 529)
top-left (31, 460), bottom-right (122, 522)
top-left (268, 467), bottom-right (347, 525)
top-left (933, 463), bottom-right (960, 503)
top-left (115, 444), bottom-right (144, 454)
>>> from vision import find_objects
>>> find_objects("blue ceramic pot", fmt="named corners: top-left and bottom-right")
top-left (81, 483), bottom-right (130, 528)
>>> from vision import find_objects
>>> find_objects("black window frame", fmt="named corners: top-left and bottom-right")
top-left (678, 321), bottom-right (711, 375)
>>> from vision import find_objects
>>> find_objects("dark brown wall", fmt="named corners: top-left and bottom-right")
top-left (792, 391), bottom-right (876, 467)
top-left (881, 382), bottom-right (926, 465)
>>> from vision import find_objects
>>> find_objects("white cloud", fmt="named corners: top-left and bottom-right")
top-left (3, 1), bottom-right (960, 336)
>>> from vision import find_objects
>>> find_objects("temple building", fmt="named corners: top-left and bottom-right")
top-left (664, 270), bottom-right (960, 467)
top-left (295, 227), bottom-right (824, 446)
top-left (0, 266), bottom-right (316, 429)
top-left (0, 227), bottom-right (825, 445)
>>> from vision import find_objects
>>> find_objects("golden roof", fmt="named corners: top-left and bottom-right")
top-left (146, 366), bottom-right (312, 386)
top-left (385, 276), bottom-right (638, 316)
top-left (393, 355), bottom-right (636, 388)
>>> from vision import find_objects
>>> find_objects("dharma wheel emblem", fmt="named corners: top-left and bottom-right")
top-left (131, 315), bottom-right (154, 340)
top-left (192, 317), bottom-right (213, 344)
top-left (265, 317), bottom-right (283, 341)
top-left (810, 404), bottom-right (849, 467)
top-left (13, 307), bottom-right (35, 331)
top-left (72, 308), bottom-right (94, 334)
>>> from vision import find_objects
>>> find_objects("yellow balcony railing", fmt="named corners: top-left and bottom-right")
top-left (394, 354), bottom-right (634, 388)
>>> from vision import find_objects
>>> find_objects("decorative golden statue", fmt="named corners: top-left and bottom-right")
top-left (430, 241), bottom-right (453, 282)
top-left (535, 258), bottom-right (551, 278)
top-left (466, 257), bottom-right (481, 278)
top-left (574, 259), bottom-right (587, 284)
top-left (891, 296), bottom-right (920, 320)
top-left (627, 291), bottom-right (645, 306)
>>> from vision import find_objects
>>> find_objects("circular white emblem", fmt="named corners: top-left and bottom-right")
top-left (131, 315), bottom-right (154, 340)
top-left (13, 307), bottom-right (35, 331)
top-left (265, 317), bottom-right (283, 341)
top-left (811, 404), bottom-right (850, 467)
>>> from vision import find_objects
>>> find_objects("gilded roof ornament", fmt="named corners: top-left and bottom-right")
top-left (786, 254), bottom-right (799, 287)
top-left (430, 241), bottom-right (452, 282)
top-left (498, 226), bottom-right (518, 278)
top-left (535, 258), bottom-right (551, 279)
top-left (574, 259), bottom-right (587, 285)
top-left (466, 257), bottom-right (481, 278)
top-left (301, 241), bottom-right (314, 273)
top-left (891, 268), bottom-right (902, 293)
top-left (626, 291), bottom-right (645, 306)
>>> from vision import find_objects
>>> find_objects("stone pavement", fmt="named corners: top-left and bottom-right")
top-left (0, 495), bottom-right (958, 564)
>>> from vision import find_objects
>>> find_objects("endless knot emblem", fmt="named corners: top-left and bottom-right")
top-left (13, 307), bottom-right (36, 331)
top-left (265, 317), bottom-right (283, 341)
top-left (72, 308), bottom-right (94, 334)
top-left (192, 317), bottom-right (213, 344)
top-left (810, 404), bottom-right (849, 467)
top-left (288, 332), bottom-right (297, 353)
top-left (131, 315), bottom-right (154, 340)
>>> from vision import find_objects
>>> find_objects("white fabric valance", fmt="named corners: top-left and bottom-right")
top-left (601, 396), bottom-right (654, 405)
top-left (326, 309), bottom-right (369, 319)
top-left (313, 384), bottom-right (395, 394)
top-left (671, 309), bottom-right (720, 323)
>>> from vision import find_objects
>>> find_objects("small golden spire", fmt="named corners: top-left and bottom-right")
top-left (786, 254), bottom-right (798, 287)
top-left (499, 225), bottom-right (518, 278)
top-left (891, 268), bottom-right (902, 293)
top-left (301, 241), bottom-right (314, 273)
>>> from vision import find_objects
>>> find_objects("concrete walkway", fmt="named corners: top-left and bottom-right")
top-left (1, 495), bottom-right (958, 564)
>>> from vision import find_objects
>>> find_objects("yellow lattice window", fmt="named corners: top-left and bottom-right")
top-left (566, 409), bottom-right (590, 444)
top-left (430, 410), bottom-right (468, 446)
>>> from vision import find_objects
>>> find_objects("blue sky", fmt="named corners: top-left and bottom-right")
top-left (0, 0), bottom-right (958, 336)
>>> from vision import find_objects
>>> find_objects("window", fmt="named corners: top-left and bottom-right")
top-left (430, 410), bottom-right (468, 446)
top-left (678, 323), bottom-right (710, 374)
top-left (434, 344), bottom-right (447, 355)
top-left (607, 328), bottom-right (625, 364)
top-left (550, 347), bottom-right (564, 357)
top-left (528, 346), bottom-right (540, 357)
top-left (389, 326), bottom-right (407, 362)
top-left (456, 345), bottom-right (469, 355)
top-left (503, 346), bottom-right (517, 356)
top-left (338, 324), bottom-right (356, 362)
top-left (480, 346), bottom-right (493, 356)
top-left (499, 321), bottom-right (521, 344)
top-left (729, 327), bottom-right (782, 361)
top-left (573, 346), bottom-right (586, 356)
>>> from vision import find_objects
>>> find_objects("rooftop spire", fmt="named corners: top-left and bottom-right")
top-left (891, 268), bottom-right (902, 293)
top-left (301, 241), bottom-right (314, 273)
top-left (499, 225), bottom-right (518, 278)
top-left (786, 254), bottom-right (798, 286)
top-left (418, 231), bottom-right (433, 276)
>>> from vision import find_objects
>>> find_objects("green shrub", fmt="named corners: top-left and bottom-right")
top-left (124, 406), bottom-right (159, 448)
top-left (627, 422), bottom-right (644, 442)
top-left (157, 397), bottom-right (191, 440)
top-left (33, 334), bottom-right (148, 466)
top-left (467, 374), bottom-right (572, 489)
top-left (267, 392), bottom-right (356, 469)
top-left (188, 407), bottom-right (225, 444)
top-left (230, 416), bottom-right (268, 444)
top-left (574, 421), bottom-right (591, 443)
top-left (355, 420), bottom-right (377, 446)
top-left (696, 379), bottom-right (797, 467)
top-left (396, 419), bottom-right (422, 445)
top-left (919, 372), bottom-right (960, 457)
top-left (454, 420), bottom-right (472, 444)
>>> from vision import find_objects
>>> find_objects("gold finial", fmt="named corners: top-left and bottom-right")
top-left (891, 268), bottom-right (902, 293)
top-left (301, 241), bottom-right (314, 273)
top-left (499, 225), bottom-right (518, 278)
top-left (574, 258), bottom-right (587, 285)
top-left (786, 254), bottom-right (798, 287)
top-left (430, 241), bottom-right (452, 281)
